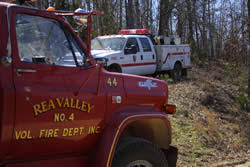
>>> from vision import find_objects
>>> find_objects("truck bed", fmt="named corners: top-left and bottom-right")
top-left (154, 45), bottom-right (191, 72)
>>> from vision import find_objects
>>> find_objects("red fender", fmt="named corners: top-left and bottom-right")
top-left (92, 106), bottom-right (171, 167)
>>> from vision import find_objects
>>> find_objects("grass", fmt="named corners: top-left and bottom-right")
top-left (170, 107), bottom-right (248, 166)
top-left (170, 117), bottom-right (211, 163)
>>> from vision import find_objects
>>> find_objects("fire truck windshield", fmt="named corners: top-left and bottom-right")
top-left (91, 37), bottom-right (126, 51)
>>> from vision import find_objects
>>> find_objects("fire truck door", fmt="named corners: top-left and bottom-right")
top-left (138, 37), bottom-right (156, 75)
top-left (10, 9), bottom-right (105, 160)
top-left (122, 37), bottom-right (143, 75)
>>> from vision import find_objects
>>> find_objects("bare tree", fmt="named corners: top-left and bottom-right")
top-left (125, 0), bottom-right (135, 28)
top-left (159, 0), bottom-right (176, 36)
top-left (248, 0), bottom-right (250, 111)
top-left (119, 0), bottom-right (123, 29)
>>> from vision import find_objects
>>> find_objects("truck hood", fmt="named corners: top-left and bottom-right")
top-left (91, 50), bottom-right (121, 58)
top-left (122, 73), bottom-right (168, 106)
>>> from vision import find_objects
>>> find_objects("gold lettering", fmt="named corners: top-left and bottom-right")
top-left (95, 126), bottom-right (101, 133)
top-left (86, 103), bottom-right (91, 113)
top-left (70, 98), bottom-right (76, 109)
top-left (33, 104), bottom-right (42, 117)
top-left (48, 99), bottom-right (55, 110)
top-left (76, 99), bottom-right (81, 110)
top-left (39, 129), bottom-right (45, 138)
top-left (54, 113), bottom-right (65, 122)
top-left (79, 127), bottom-right (84, 135)
top-left (63, 98), bottom-right (70, 108)
top-left (47, 129), bottom-right (54, 137)
top-left (41, 101), bottom-right (48, 112)
top-left (68, 128), bottom-right (73, 136)
top-left (54, 113), bottom-right (60, 122)
top-left (62, 128), bottom-right (68, 137)
top-left (34, 98), bottom-right (93, 117)
top-left (62, 128), bottom-right (84, 137)
top-left (88, 126), bottom-right (100, 135)
top-left (88, 126), bottom-right (95, 135)
top-left (39, 129), bottom-right (59, 138)
top-left (15, 130), bottom-right (22, 140)
top-left (27, 130), bottom-right (32, 139)
top-left (73, 128), bottom-right (79, 135)
top-left (81, 101), bottom-right (87, 112)
top-left (15, 130), bottom-right (33, 140)
top-left (56, 98), bottom-right (64, 108)
top-left (54, 129), bottom-right (59, 137)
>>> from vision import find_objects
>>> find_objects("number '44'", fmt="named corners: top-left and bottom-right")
top-left (107, 78), bottom-right (117, 87)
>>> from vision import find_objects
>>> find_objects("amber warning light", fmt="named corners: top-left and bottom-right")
top-left (120, 29), bottom-right (151, 35)
top-left (163, 104), bottom-right (176, 114)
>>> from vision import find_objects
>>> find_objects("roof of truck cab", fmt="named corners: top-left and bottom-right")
top-left (94, 35), bottom-right (149, 39)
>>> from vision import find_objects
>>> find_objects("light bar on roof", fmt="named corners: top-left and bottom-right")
top-left (120, 29), bottom-right (151, 35)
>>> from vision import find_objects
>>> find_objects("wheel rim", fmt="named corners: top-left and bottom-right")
top-left (126, 160), bottom-right (153, 167)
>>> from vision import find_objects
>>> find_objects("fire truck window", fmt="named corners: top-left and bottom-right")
top-left (15, 14), bottom-right (85, 67)
top-left (125, 38), bottom-right (140, 52)
top-left (139, 38), bottom-right (152, 52)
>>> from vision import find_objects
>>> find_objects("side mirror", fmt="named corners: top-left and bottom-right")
top-left (125, 45), bottom-right (137, 55)
top-left (95, 58), bottom-right (108, 67)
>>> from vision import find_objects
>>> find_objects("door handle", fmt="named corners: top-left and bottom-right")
top-left (16, 68), bottom-right (37, 74)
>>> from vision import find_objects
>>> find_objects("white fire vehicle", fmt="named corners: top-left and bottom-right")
top-left (91, 29), bottom-right (191, 80)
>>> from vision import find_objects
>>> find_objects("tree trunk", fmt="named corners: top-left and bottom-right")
top-left (149, 0), bottom-right (153, 30)
top-left (176, 2), bottom-right (184, 43)
top-left (187, 0), bottom-right (194, 44)
top-left (134, 0), bottom-right (141, 28)
top-left (208, 0), bottom-right (214, 59)
top-left (146, 0), bottom-right (149, 29)
top-left (125, 0), bottom-right (134, 28)
top-left (119, 0), bottom-right (123, 29)
top-left (159, 0), bottom-right (175, 36)
top-left (248, 0), bottom-right (250, 111)
top-left (159, 0), bottom-right (168, 35)
top-left (201, 0), bottom-right (207, 51)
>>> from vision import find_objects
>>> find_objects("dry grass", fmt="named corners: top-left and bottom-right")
top-left (161, 61), bottom-right (249, 166)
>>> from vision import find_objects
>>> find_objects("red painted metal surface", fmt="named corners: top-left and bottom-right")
top-left (6, 156), bottom-right (89, 167)
top-left (0, 4), bottom-right (16, 164)
top-left (121, 62), bottom-right (156, 67)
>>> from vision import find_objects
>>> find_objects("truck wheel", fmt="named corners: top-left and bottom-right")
top-left (182, 69), bottom-right (187, 77)
top-left (109, 65), bottom-right (122, 73)
top-left (112, 137), bottom-right (168, 167)
top-left (171, 63), bottom-right (182, 81)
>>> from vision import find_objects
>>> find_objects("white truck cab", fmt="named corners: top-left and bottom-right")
top-left (91, 29), bottom-right (191, 80)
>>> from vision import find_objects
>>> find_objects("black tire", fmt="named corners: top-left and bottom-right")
top-left (182, 69), bottom-right (187, 77)
top-left (109, 65), bottom-right (122, 73)
top-left (112, 137), bottom-right (168, 167)
top-left (171, 63), bottom-right (182, 81)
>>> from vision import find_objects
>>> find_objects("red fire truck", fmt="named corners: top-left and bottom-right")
top-left (0, 1), bottom-right (177, 167)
